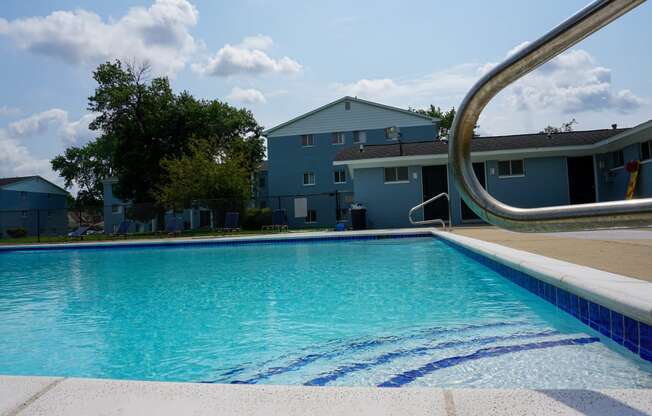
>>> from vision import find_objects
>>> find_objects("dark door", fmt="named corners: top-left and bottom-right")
top-left (461, 162), bottom-right (486, 221)
top-left (422, 165), bottom-right (449, 221)
top-left (567, 156), bottom-right (596, 204)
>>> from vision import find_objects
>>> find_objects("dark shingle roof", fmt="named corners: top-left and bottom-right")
top-left (0, 176), bottom-right (38, 187)
top-left (335, 128), bottom-right (628, 161)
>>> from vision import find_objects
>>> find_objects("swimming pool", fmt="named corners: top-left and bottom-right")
top-left (1, 235), bottom-right (651, 388)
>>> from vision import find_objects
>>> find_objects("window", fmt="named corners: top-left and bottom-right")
top-left (611, 150), bottom-right (624, 167)
top-left (259, 176), bottom-right (266, 188)
top-left (384, 167), bottom-right (409, 183)
top-left (20, 192), bottom-right (26, 200)
top-left (47, 193), bottom-right (51, 199)
top-left (498, 160), bottom-right (525, 177)
top-left (303, 171), bottom-right (315, 186)
top-left (353, 131), bottom-right (366, 143)
top-left (385, 126), bottom-right (399, 140)
top-left (332, 132), bottom-right (345, 145)
top-left (334, 170), bottom-right (346, 184)
top-left (641, 140), bottom-right (652, 161)
top-left (47, 210), bottom-right (53, 217)
top-left (344, 101), bottom-right (351, 110)
top-left (301, 134), bottom-right (314, 147)
top-left (112, 204), bottom-right (122, 214)
top-left (337, 208), bottom-right (349, 220)
top-left (305, 209), bottom-right (317, 223)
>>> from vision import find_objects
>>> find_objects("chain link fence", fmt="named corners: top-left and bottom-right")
top-left (0, 191), bottom-right (356, 242)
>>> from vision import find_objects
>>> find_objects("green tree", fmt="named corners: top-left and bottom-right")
top-left (156, 139), bottom-right (251, 213)
top-left (51, 134), bottom-right (117, 206)
top-left (86, 60), bottom-right (264, 203)
top-left (416, 105), bottom-right (456, 130)
top-left (540, 118), bottom-right (578, 134)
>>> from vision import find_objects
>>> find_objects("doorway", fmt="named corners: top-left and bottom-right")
top-left (567, 156), bottom-right (596, 204)
top-left (422, 165), bottom-right (449, 221)
top-left (461, 162), bottom-right (486, 221)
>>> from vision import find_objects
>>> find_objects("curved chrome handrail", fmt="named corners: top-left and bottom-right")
top-left (449, 0), bottom-right (651, 232)
top-left (408, 192), bottom-right (451, 230)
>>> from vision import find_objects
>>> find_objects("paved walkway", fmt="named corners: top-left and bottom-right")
top-left (1, 376), bottom-right (651, 416)
top-left (452, 227), bottom-right (652, 282)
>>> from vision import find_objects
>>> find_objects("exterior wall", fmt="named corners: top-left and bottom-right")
top-left (266, 98), bottom-right (436, 137)
top-left (267, 125), bottom-right (437, 229)
top-left (352, 166), bottom-right (423, 229)
top-left (0, 189), bottom-right (68, 237)
top-left (596, 142), bottom-right (652, 201)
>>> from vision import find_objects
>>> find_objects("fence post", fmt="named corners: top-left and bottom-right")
top-left (36, 209), bottom-right (40, 243)
top-left (335, 191), bottom-right (340, 222)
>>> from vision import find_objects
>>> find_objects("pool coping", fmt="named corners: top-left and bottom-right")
top-left (2, 228), bottom-right (652, 415)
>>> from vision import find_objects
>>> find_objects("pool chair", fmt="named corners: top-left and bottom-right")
top-left (68, 226), bottom-right (89, 240)
top-left (263, 209), bottom-right (288, 232)
top-left (114, 220), bottom-right (131, 237)
top-left (165, 218), bottom-right (181, 236)
top-left (223, 212), bottom-right (240, 232)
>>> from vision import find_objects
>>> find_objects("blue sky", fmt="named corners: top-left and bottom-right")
top-left (1, 0), bottom-right (650, 185)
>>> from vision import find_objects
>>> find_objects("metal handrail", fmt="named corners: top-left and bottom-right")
top-left (449, 0), bottom-right (651, 232)
top-left (409, 192), bottom-right (452, 230)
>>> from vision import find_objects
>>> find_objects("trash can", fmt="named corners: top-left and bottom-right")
top-left (350, 204), bottom-right (367, 230)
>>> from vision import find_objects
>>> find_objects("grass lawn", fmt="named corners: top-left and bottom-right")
top-left (0, 228), bottom-right (331, 246)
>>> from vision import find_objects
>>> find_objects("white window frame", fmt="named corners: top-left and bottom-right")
top-left (301, 134), bottom-right (314, 147)
top-left (498, 160), bottom-right (525, 178)
top-left (334, 170), bottom-right (346, 184)
top-left (332, 132), bottom-right (345, 145)
top-left (303, 171), bottom-right (316, 186)
top-left (353, 130), bottom-right (366, 143)
top-left (305, 209), bottom-right (317, 223)
top-left (611, 150), bottom-right (625, 168)
top-left (384, 167), bottom-right (409, 184)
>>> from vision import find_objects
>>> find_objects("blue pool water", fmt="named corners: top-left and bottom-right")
top-left (1, 237), bottom-right (651, 388)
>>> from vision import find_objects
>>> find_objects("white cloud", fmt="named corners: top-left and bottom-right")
top-left (193, 35), bottom-right (302, 77)
top-left (333, 47), bottom-right (645, 122)
top-left (507, 49), bottom-right (644, 113)
top-left (238, 34), bottom-right (273, 51)
top-left (8, 109), bottom-right (98, 144)
top-left (0, 109), bottom-right (99, 184)
top-left (0, 0), bottom-right (198, 76)
top-left (0, 105), bottom-right (20, 117)
top-left (0, 131), bottom-right (53, 180)
top-left (227, 87), bottom-right (266, 104)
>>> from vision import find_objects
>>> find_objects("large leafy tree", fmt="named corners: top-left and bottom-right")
top-left (416, 105), bottom-right (456, 130)
top-left (51, 134), bottom-right (117, 206)
top-left (86, 60), bottom-right (264, 203)
top-left (156, 139), bottom-right (250, 212)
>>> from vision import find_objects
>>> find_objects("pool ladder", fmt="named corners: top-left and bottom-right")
top-left (408, 192), bottom-right (452, 230)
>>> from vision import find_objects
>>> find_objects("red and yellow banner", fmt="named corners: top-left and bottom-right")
top-left (625, 160), bottom-right (640, 200)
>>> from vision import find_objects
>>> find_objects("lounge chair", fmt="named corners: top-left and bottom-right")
top-left (68, 226), bottom-right (89, 240)
top-left (263, 209), bottom-right (288, 231)
top-left (223, 212), bottom-right (240, 232)
top-left (114, 220), bottom-right (131, 237)
top-left (165, 218), bottom-right (181, 236)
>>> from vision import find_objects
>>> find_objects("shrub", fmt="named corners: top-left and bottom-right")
top-left (243, 208), bottom-right (272, 230)
top-left (6, 228), bottom-right (28, 238)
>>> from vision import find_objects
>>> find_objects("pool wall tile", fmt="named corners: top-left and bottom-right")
top-left (437, 236), bottom-right (652, 364)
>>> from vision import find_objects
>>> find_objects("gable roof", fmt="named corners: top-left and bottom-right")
top-left (0, 175), bottom-right (68, 194)
top-left (335, 127), bottom-right (630, 162)
top-left (263, 96), bottom-right (438, 137)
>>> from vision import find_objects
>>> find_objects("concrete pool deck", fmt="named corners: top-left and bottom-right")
top-left (452, 227), bottom-right (652, 282)
top-left (1, 376), bottom-right (651, 416)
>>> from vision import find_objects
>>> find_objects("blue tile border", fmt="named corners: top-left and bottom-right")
top-left (0, 232), bottom-right (434, 253)
top-left (436, 236), bottom-right (652, 364)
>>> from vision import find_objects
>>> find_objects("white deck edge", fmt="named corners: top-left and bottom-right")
top-left (433, 230), bottom-right (652, 326)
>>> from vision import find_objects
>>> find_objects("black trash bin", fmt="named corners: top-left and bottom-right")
top-left (350, 205), bottom-right (367, 230)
